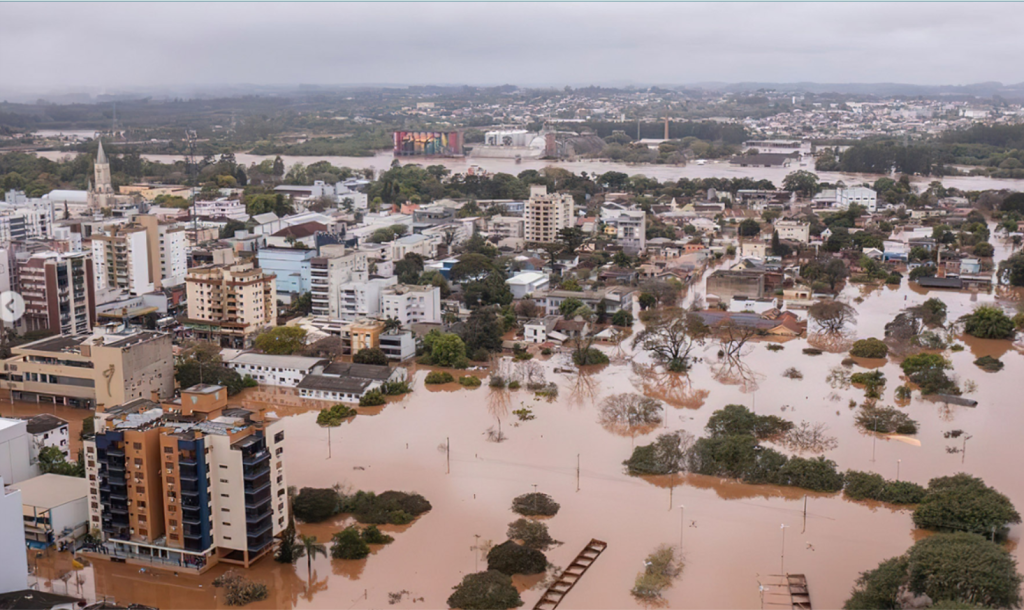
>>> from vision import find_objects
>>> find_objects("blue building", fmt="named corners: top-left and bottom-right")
top-left (257, 247), bottom-right (315, 302)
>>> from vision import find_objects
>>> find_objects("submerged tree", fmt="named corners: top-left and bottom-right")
top-left (598, 393), bottom-right (664, 439)
top-left (809, 300), bottom-right (857, 334)
top-left (631, 311), bottom-right (709, 372)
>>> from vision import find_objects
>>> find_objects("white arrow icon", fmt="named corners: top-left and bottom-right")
top-left (0, 292), bottom-right (26, 323)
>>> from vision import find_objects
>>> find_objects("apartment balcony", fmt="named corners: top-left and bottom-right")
top-left (241, 449), bottom-right (270, 466)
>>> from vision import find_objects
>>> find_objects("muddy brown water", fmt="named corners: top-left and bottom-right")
top-left (17, 235), bottom-right (1024, 609)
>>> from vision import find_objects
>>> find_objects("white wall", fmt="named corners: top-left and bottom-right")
top-left (0, 478), bottom-right (28, 593)
top-left (0, 420), bottom-right (38, 485)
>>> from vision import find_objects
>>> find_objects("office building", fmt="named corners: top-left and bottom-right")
top-left (339, 275), bottom-right (396, 321)
top-left (604, 209), bottom-right (647, 252)
top-left (193, 198), bottom-right (249, 221)
top-left (4, 326), bottom-right (175, 410)
top-left (524, 185), bottom-right (574, 244)
top-left (185, 256), bottom-right (277, 348)
top-left (83, 385), bottom-right (288, 572)
top-left (16, 251), bottom-right (96, 336)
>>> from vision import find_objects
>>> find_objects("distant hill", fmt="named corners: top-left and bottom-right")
top-left (685, 81), bottom-right (1024, 99)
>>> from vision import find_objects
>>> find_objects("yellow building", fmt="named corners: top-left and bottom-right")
top-left (4, 326), bottom-right (175, 409)
top-left (185, 256), bottom-right (277, 348)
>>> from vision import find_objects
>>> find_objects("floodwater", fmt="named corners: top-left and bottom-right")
top-left (32, 149), bottom-right (1024, 192)
top-left (20, 234), bottom-right (1024, 609)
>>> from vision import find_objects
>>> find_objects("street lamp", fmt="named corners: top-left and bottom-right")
top-left (897, 459), bottom-right (901, 482)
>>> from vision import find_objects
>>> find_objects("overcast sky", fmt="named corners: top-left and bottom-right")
top-left (3, 2), bottom-right (1024, 95)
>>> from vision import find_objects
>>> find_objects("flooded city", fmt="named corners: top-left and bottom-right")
top-left (8, 230), bottom-right (1021, 610)
top-left (7, 8), bottom-right (1024, 606)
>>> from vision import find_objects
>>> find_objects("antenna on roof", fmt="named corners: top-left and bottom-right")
top-left (185, 128), bottom-right (199, 239)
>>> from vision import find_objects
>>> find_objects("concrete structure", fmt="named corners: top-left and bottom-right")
top-left (837, 187), bottom-right (877, 213)
top-left (739, 240), bottom-right (768, 259)
top-left (774, 220), bottom-right (810, 244)
top-left (532, 287), bottom-right (634, 317)
top-left (487, 216), bottom-right (525, 241)
top-left (185, 256), bottom-right (278, 348)
top-left (524, 316), bottom-right (559, 343)
top-left (24, 414), bottom-right (70, 462)
top-left (193, 198), bottom-right (249, 221)
top-left (224, 353), bottom-right (327, 388)
top-left (257, 247), bottom-right (315, 302)
top-left (379, 330), bottom-right (416, 361)
top-left (0, 419), bottom-right (38, 485)
top-left (602, 210), bottom-right (647, 251)
top-left (706, 270), bottom-right (766, 302)
top-left (0, 477), bottom-right (28, 593)
top-left (5, 327), bottom-right (175, 410)
top-left (507, 271), bottom-right (550, 300)
top-left (309, 247), bottom-right (368, 319)
top-left (90, 224), bottom-right (153, 296)
top-left (138, 215), bottom-right (187, 288)
top-left (380, 284), bottom-right (441, 325)
top-left (16, 251), bottom-right (96, 336)
top-left (297, 362), bottom-right (405, 403)
top-left (83, 386), bottom-right (288, 572)
top-left (14, 473), bottom-right (88, 549)
top-left (339, 276), bottom-right (396, 321)
top-left (391, 234), bottom-right (435, 261)
top-left (524, 185), bottom-right (574, 244)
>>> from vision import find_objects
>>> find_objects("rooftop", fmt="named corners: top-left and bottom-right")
top-left (322, 361), bottom-right (394, 380)
top-left (226, 353), bottom-right (327, 370)
top-left (24, 414), bottom-right (68, 435)
top-left (0, 590), bottom-right (84, 610)
top-left (12, 473), bottom-right (89, 509)
top-left (297, 374), bottom-right (372, 394)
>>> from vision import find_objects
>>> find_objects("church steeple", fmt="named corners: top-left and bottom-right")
top-left (93, 139), bottom-right (112, 195)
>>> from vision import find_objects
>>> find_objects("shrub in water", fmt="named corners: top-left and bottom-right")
top-left (331, 526), bottom-right (370, 560)
top-left (486, 540), bottom-right (548, 575)
top-left (913, 473), bottom-right (1021, 536)
top-left (974, 355), bottom-right (1004, 372)
top-left (459, 375), bottom-right (482, 387)
top-left (631, 545), bottom-right (683, 600)
top-left (511, 492), bottom-right (560, 517)
top-left (506, 518), bottom-right (557, 551)
top-left (446, 570), bottom-right (523, 610)
top-left (292, 487), bottom-right (339, 523)
top-left (850, 338), bottom-right (889, 359)
top-left (855, 405), bottom-right (918, 435)
top-left (360, 525), bottom-right (394, 545)
top-left (359, 389), bottom-right (386, 407)
top-left (425, 371), bottom-right (455, 384)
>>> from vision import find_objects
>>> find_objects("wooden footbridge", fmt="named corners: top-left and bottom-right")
top-left (761, 574), bottom-right (812, 610)
top-left (532, 539), bottom-right (607, 610)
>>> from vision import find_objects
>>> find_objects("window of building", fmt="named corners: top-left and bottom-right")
top-left (220, 479), bottom-right (228, 483)
top-left (164, 447), bottom-right (173, 453)
top-left (274, 431), bottom-right (284, 443)
top-left (222, 522), bottom-right (231, 526)
top-left (223, 536), bottom-right (231, 540)
top-left (133, 443), bottom-right (142, 450)
top-left (219, 464), bottom-right (227, 469)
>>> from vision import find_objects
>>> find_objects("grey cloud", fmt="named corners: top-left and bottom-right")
top-left (2, 2), bottom-right (1023, 95)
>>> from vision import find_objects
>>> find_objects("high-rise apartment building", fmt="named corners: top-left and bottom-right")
top-left (185, 256), bottom-right (277, 348)
top-left (137, 215), bottom-right (188, 289)
top-left (524, 185), bottom-right (574, 244)
top-left (91, 224), bottom-right (153, 296)
top-left (309, 246), bottom-right (368, 319)
top-left (83, 384), bottom-right (288, 572)
top-left (16, 251), bottom-right (96, 336)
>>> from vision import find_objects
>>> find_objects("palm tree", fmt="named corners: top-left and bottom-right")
top-left (299, 535), bottom-right (327, 577)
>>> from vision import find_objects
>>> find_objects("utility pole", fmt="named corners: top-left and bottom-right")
top-left (446, 437), bottom-right (450, 474)
top-left (780, 524), bottom-right (789, 575)
top-left (678, 505), bottom-right (685, 554)
top-left (576, 453), bottom-right (580, 492)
